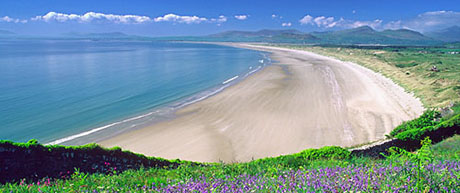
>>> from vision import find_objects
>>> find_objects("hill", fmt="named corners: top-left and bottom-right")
top-left (206, 29), bottom-right (318, 43)
top-left (311, 26), bottom-right (436, 45)
top-left (204, 26), bottom-right (439, 45)
top-left (426, 26), bottom-right (460, 42)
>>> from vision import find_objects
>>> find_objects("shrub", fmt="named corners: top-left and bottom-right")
top-left (390, 110), bottom-right (440, 137)
top-left (395, 114), bottom-right (460, 141)
top-left (301, 146), bottom-right (351, 160)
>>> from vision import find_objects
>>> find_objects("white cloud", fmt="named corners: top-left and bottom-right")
top-left (281, 22), bottom-right (292, 27)
top-left (154, 13), bottom-right (207, 24)
top-left (234, 15), bottom-right (249, 20)
top-left (299, 15), bottom-right (314, 25)
top-left (313, 16), bottom-right (336, 28)
top-left (210, 15), bottom-right (227, 23)
top-left (31, 12), bottom-right (228, 25)
top-left (299, 14), bottom-right (382, 29)
top-left (0, 16), bottom-right (27, 23)
top-left (352, 10), bottom-right (356, 14)
top-left (384, 10), bottom-right (460, 32)
top-left (346, 19), bottom-right (383, 29)
top-left (32, 12), bottom-right (151, 24)
top-left (271, 14), bottom-right (283, 19)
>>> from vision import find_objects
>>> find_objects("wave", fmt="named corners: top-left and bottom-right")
top-left (47, 52), bottom-right (272, 145)
top-left (46, 111), bottom-right (158, 145)
top-left (222, 76), bottom-right (239, 84)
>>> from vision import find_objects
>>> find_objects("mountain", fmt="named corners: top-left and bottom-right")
top-left (209, 29), bottom-right (303, 38)
top-left (206, 29), bottom-right (317, 43)
top-left (426, 26), bottom-right (460, 42)
top-left (62, 32), bottom-right (142, 39)
top-left (0, 29), bottom-right (15, 35)
top-left (380, 29), bottom-right (429, 41)
top-left (204, 26), bottom-right (438, 45)
top-left (311, 26), bottom-right (436, 45)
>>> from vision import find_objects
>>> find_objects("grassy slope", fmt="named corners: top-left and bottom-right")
top-left (1, 135), bottom-right (459, 192)
top-left (279, 45), bottom-right (460, 107)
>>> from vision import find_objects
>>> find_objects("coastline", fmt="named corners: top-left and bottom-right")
top-left (100, 43), bottom-right (425, 163)
top-left (45, 42), bottom-right (270, 146)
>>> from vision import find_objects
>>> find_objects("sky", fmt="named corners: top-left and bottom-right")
top-left (0, 0), bottom-right (459, 36)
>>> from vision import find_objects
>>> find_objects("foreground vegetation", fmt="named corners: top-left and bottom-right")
top-left (281, 44), bottom-right (460, 107)
top-left (1, 136), bottom-right (459, 192)
top-left (1, 109), bottom-right (459, 192)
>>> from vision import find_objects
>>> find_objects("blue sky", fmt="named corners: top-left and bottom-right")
top-left (0, 0), bottom-right (459, 36)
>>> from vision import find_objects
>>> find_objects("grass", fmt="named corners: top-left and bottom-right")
top-left (278, 44), bottom-right (460, 107)
top-left (1, 136), bottom-right (460, 192)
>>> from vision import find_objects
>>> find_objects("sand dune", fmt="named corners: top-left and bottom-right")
top-left (100, 44), bottom-right (424, 163)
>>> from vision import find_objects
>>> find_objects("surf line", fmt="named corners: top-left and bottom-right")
top-left (222, 76), bottom-right (239, 84)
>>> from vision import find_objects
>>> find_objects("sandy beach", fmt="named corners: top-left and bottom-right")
top-left (100, 43), bottom-right (424, 163)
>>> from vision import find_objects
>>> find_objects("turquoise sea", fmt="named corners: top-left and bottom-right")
top-left (0, 40), bottom-right (269, 144)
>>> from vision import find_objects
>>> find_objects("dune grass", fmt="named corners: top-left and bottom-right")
top-left (279, 44), bottom-right (460, 108)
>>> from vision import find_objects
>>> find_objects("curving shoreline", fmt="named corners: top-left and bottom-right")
top-left (100, 43), bottom-right (424, 163)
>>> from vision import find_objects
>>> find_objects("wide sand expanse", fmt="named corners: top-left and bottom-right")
top-left (100, 44), bottom-right (424, 163)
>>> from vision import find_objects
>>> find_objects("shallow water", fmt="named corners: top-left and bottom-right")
top-left (0, 40), bottom-right (267, 143)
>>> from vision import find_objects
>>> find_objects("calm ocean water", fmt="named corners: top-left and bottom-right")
top-left (0, 40), bottom-right (269, 144)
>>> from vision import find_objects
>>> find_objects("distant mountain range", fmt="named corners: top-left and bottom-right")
top-left (204, 26), bottom-right (449, 45)
top-left (62, 32), bottom-right (138, 39)
top-left (426, 26), bottom-right (460, 42)
top-left (60, 26), bottom-right (458, 45)
top-left (2, 25), bottom-right (458, 45)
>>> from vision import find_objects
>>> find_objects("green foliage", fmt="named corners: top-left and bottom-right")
top-left (383, 138), bottom-right (434, 192)
top-left (27, 139), bottom-right (39, 144)
top-left (301, 146), bottom-right (351, 160)
top-left (432, 135), bottom-right (460, 160)
top-left (395, 113), bottom-right (460, 141)
top-left (390, 110), bottom-right (440, 137)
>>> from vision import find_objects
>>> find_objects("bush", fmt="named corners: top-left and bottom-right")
top-left (390, 110), bottom-right (440, 137)
top-left (395, 114), bottom-right (460, 141)
top-left (301, 146), bottom-right (351, 160)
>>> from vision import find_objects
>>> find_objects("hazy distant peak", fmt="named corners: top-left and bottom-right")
top-left (426, 25), bottom-right (460, 42)
top-left (63, 32), bottom-right (130, 38)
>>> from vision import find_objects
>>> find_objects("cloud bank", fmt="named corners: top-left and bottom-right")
top-left (299, 14), bottom-right (382, 29)
top-left (30, 12), bottom-right (228, 25)
top-left (384, 11), bottom-right (460, 32)
top-left (32, 12), bottom-right (151, 24)
top-left (299, 10), bottom-right (459, 31)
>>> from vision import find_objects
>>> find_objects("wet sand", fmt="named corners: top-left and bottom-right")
top-left (100, 43), bottom-right (424, 163)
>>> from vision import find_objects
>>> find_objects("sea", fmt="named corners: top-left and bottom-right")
top-left (0, 40), bottom-right (270, 145)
